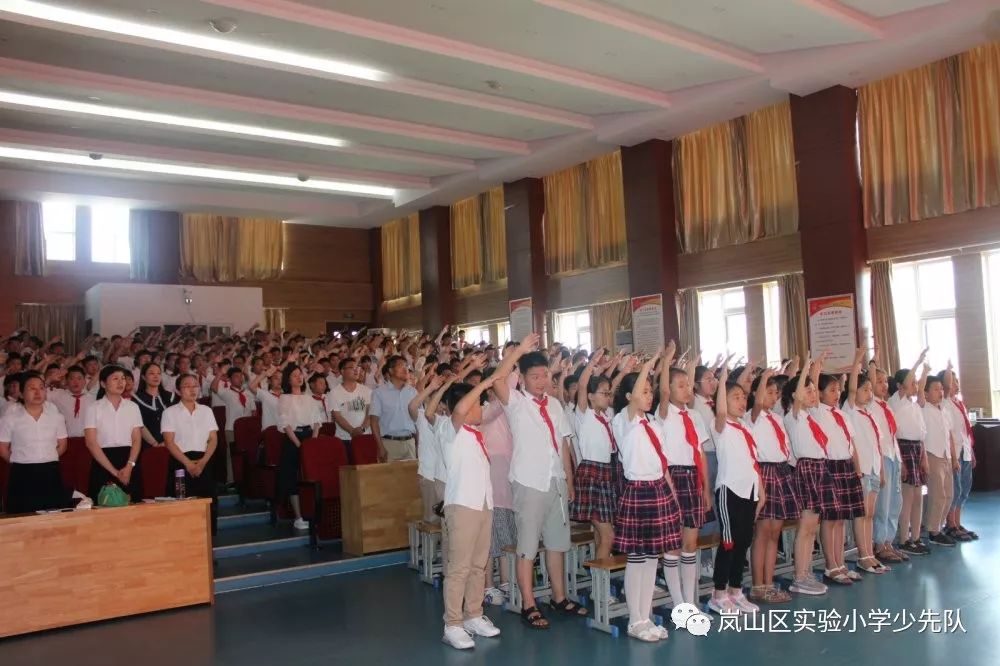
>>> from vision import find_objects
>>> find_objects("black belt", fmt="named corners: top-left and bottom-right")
top-left (898, 439), bottom-right (922, 444)
top-left (383, 434), bottom-right (414, 441)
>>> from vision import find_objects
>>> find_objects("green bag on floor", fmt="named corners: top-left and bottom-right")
top-left (97, 484), bottom-right (130, 507)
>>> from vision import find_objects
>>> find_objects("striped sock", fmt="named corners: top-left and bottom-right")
top-left (662, 554), bottom-right (683, 608)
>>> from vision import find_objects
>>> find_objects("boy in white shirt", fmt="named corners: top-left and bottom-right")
top-left (493, 333), bottom-right (586, 626)
top-left (48, 365), bottom-right (94, 438)
top-left (919, 372), bottom-right (958, 547)
top-left (330, 359), bottom-right (372, 440)
top-left (942, 366), bottom-right (978, 542)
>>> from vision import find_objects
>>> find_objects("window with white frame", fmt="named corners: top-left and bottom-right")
top-left (554, 309), bottom-right (591, 352)
top-left (41, 201), bottom-right (77, 261)
top-left (699, 287), bottom-right (749, 363)
top-left (91, 204), bottom-right (130, 264)
top-left (461, 324), bottom-right (491, 346)
top-left (891, 257), bottom-right (958, 372)
top-left (762, 281), bottom-right (782, 367)
top-left (982, 251), bottom-right (1000, 414)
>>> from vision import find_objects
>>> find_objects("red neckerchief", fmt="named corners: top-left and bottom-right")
top-left (678, 408), bottom-right (704, 490)
top-left (463, 425), bottom-right (490, 462)
top-left (952, 398), bottom-right (974, 441)
top-left (876, 399), bottom-right (898, 437)
top-left (764, 412), bottom-right (790, 458)
top-left (532, 395), bottom-right (560, 455)
top-left (806, 414), bottom-right (830, 457)
top-left (858, 408), bottom-right (883, 455)
top-left (727, 420), bottom-right (761, 476)
top-left (828, 406), bottom-right (852, 444)
top-left (594, 411), bottom-right (618, 454)
top-left (71, 393), bottom-right (83, 418)
top-left (640, 417), bottom-right (669, 475)
top-left (312, 394), bottom-right (327, 413)
top-left (233, 387), bottom-right (247, 408)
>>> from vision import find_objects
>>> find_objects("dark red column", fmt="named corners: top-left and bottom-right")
top-left (620, 139), bottom-right (680, 343)
top-left (369, 227), bottom-right (383, 326)
top-left (790, 86), bottom-right (867, 332)
top-left (502, 178), bottom-right (547, 336)
top-left (418, 205), bottom-right (454, 333)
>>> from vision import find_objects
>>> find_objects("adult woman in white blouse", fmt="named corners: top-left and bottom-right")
top-left (162, 373), bottom-right (219, 535)
top-left (278, 365), bottom-right (322, 531)
top-left (85, 365), bottom-right (144, 502)
top-left (0, 371), bottom-right (71, 513)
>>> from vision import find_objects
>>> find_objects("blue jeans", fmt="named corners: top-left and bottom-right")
top-left (874, 456), bottom-right (902, 545)
top-left (951, 459), bottom-right (974, 511)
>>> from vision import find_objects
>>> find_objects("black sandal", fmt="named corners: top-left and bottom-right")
top-left (549, 598), bottom-right (588, 617)
top-left (520, 606), bottom-right (550, 629)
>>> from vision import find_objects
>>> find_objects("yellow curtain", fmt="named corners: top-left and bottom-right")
top-left (263, 307), bottom-right (287, 333)
top-left (15, 304), bottom-right (84, 353)
top-left (381, 213), bottom-right (421, 300)
top-left (674, 100), bottom-right (798, 253)
top-left (544, 150), bottom-right (627, 275)
top-left (859, 42), bottom-right (1000, 227)
top-left (589, 300), bottom-right (630, 352)
top-left (778, 273), bottom-right (808, 362)
top-left (449, 186), bottom-right (507, 289)
top-left (870, 261), bottom-right (900, 373)
top-left (678, 288), bottom-right (700, 355)
top-left (179, 214), bottom-right (283, 282)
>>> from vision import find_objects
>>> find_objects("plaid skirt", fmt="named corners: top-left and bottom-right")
top-left (668, 465), bottom-right (709, 528)
top-left (793, 458), bottom-right (835, 516)
top-left (757, 462), bottom-right (802, 521)
top-left (610, 453), bottom-right (625, 497)
top-left (825, 458), bottom-right (866, 519)
top-left (899, 439), bottom-right (926, 487)
top-left (613, 478), bottom-right (682, 555)
top-left (570, 460), bottom-right (617, 524)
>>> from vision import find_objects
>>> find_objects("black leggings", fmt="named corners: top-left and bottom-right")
top-left (713, 486), bottom-right (756, 591)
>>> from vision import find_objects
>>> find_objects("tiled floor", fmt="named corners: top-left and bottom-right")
top-left (3, 492), bottom-right (997, 666)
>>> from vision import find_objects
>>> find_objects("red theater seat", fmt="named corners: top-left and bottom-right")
top-left (349, 434), bottom-right (379, 466)
top-left (232, 415), bottom-right (265, 501)
top-left (140, 446), bottom-right (170, 499)
top-left (298, 436), bottom-right (348, 546)
top-left (59, 437), bottom-right (92, 496)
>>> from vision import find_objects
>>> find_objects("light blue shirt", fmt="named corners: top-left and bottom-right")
top-left (371, 382), bottom-right (417, 437)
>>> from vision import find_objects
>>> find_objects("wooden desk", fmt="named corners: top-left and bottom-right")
top-left (340, 461), bottom-right (421, 556)
top-left (0, 499), bottom-right (213, 637)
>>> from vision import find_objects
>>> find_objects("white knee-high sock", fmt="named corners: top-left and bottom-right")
top-left (680, 551), bottom-right (699, 604)
top-left (662, 554), bottom-right (683, 607)
top-left (642, 558), bottom-right (659, 622)
top-left (625, 556), bottom-right (646, 626)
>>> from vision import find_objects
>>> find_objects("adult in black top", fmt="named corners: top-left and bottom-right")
top-left (132, 361), bottom-right (178, 448)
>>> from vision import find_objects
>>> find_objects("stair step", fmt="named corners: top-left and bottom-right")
top-left (217, 511), bottom-right (270, 529)
top-left (214, 549), bottom-right (408, 594)
top-left (214, 536), bottom-right (311, 559)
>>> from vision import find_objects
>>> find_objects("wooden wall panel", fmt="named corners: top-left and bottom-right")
top-left (455, 285), bottom-right (509, 324)
top-left (677, 233), bottom-right (802, 290)
top-left (382, 305), bottom-right (423, 331)
top-left (867, 206), bottom-right (1000, 261)
top-left (953, 253), bottom-right (992, 416)
top-left (547, 263), bottom-right (629, 312)
top-left (280, 223), bottom-right (371, 283)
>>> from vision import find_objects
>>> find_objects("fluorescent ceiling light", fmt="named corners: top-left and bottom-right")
top-left (2, 0), bottom-right (386, 81)
top-left (0, 145), bottom-right (396, 198)
top-left (0, 90), bottom-right (349, 148)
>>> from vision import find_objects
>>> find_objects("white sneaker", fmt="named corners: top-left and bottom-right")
top-left (707, 595), bottom-right (738, 615)
top-left (442, 626), bottom-right (474, 650)
top-left (789, 575), bottom-right (827, 596)
top-left (627, 620), bottom-right (660, 642)
top-left (728, 591), bottom-right (760, 614)
top-left (292, 518), bottom-right (309, 531)
top-left (463, 614), bottom-right (501, 637)
top-left (484, 587), bottom-right (505, 606)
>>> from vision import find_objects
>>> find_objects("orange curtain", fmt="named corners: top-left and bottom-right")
top-left (179, 214), bottom-right (283, 282)
top-left (543, 150), bottom-right (627, 275)
top-left (381, 213), bottom-right (421, 300)
top-left (674, 100), bottom-right (798, 253)
top-left (450, 186), bottom-right (507, 289)
top-left (859, 42), bottom-right (1000, 227)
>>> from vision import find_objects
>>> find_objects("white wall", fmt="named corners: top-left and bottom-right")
top-left (84, 283), bottom-right (263, 336)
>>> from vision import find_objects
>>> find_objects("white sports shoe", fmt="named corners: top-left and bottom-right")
top-left (442, 626), bottom-right (474, 650)
top-left (463, 615), bottom-right (501, 637)
top-left (292, 518), bottom-right (309, 531)
top-left (484, 587), bottom-right (505, 606)
top-left (728, 591), bottom-right (760, 614)
top-left (707, 595), bottom-right (738, 615)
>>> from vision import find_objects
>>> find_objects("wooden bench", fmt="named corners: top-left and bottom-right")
top-left (408, 520), bottom-right (443, 586)
top-left (582, 555), bottom-right (671, 637)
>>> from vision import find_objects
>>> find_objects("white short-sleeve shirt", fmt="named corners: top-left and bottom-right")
top-left (745, 408), bottom-right (792, 464)
top-left (161, 402), bottom-right (218, 454)
top-left (613, 410), bottom-right (666, 482)
top-left (655, 402), bottom-right (709, 467)
top-left (889, 393), bottom-right (927, 442)
top-left (330, 383), bottom-right (372, 440)
top-left (48, 389), bottom-right (94, 438)
top-left (574, 407), bottom-right (617, 464)
top-left (869, 398), bottom-right (901, 461)
top-left (84, 397), bottom-right (143, 448)
top-left (216, 386), bottom-right (256, 431)
top-left (692, 394), bottom-right (716, 452)
top-left (443, 424), bottom-right (493, 511)
top-left (415, 410), bottom-right (439, 481)
top-left (808, 405), bottom-right (854, 460)
top-left (505, 390), bottom-right (571, 491)
top-left (784, 409), bottom-right (829, 462)
top-left (844, 403), bottom-right (882, 475)
top-left (944, 398), bottom-right (973, 462)
top-left (256, 389), bottom-right (282, 431)
top-left (0, 403), bottom-right (67, 463)
top-left (921, 401), bottom-right (953, 459)
top-left (714, 420), bottom-right (760, 501)
top-left (278, 394), bottom-right (323, 431)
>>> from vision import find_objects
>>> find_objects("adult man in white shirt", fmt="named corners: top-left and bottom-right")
top-left (330, 358), bottom-right (371, 440)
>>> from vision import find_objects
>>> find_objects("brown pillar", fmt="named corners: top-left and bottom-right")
top-left (418, 205), bottom-right (454, 333)
top-left (503, 178), bottom-right (547, 337)
top-left (620, 139), bottom-right (680, 343)
top-left (790, 86), bottom-right (867, 334)
top-left (369, 227), bottom-right (383, 326)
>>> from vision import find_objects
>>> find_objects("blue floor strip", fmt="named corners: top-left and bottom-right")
top-left (214, 551), bottom-right (409, 594)
top-left (213, 536), bottom-right (311, 559)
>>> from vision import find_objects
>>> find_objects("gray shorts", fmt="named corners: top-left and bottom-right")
top-left (513, 478), bottom-right (570, 560)
top-left (490, 508), bottom-right (517, 559)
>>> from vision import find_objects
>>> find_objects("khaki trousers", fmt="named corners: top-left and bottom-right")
top-left (924, 453), bottom-right (955, 534)
top-left (443, 503), bottom-right (492, 627)
top-left (383, 437), bottom-right (416, 462)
